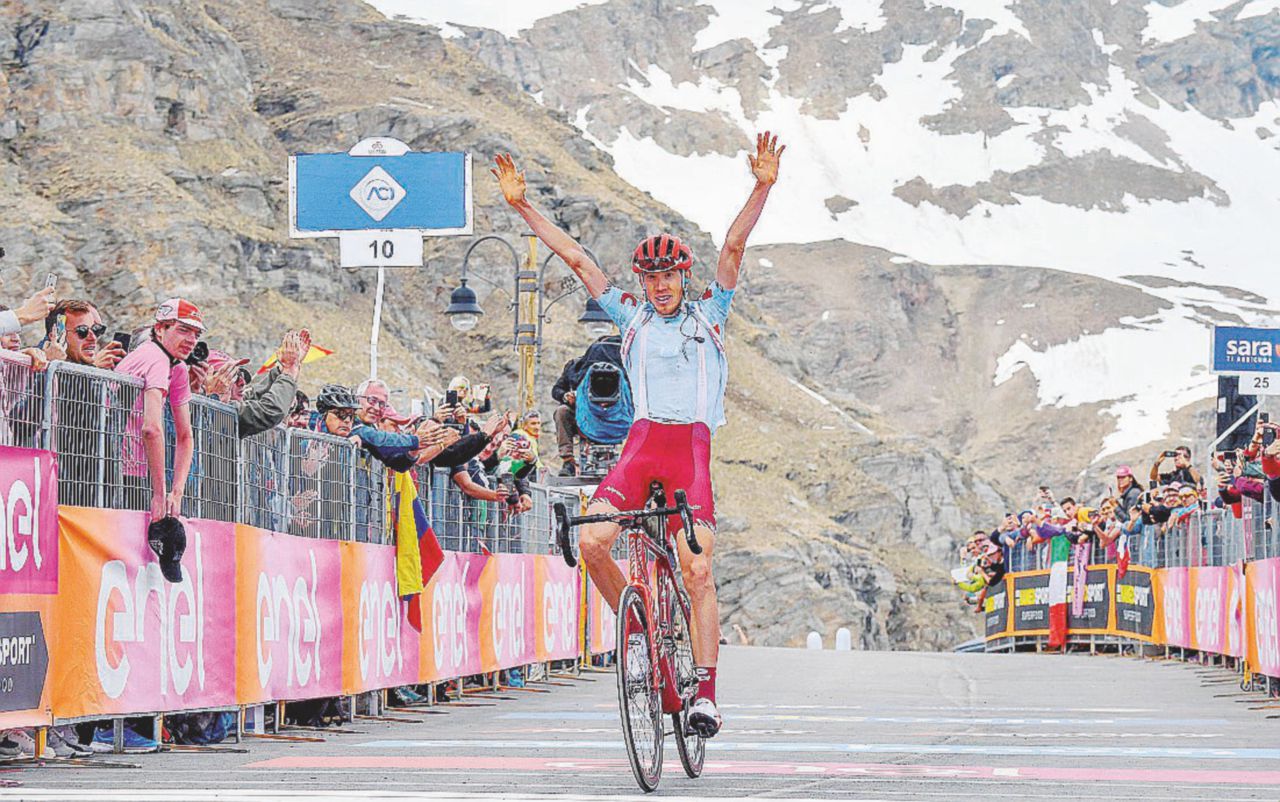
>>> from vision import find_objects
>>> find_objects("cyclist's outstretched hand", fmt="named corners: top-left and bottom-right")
top-left (491, 153), bottom-right (527, 207)
top-left (748, 131), bottom-right (785, 186)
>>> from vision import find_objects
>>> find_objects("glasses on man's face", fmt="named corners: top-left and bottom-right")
top-left (73, 324), bottom-right (107, 339)
top-left (359, 395), bottom-right (388, 409)
top-left (329, 409), bottom-right (355, 421)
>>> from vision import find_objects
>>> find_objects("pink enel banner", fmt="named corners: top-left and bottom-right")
top-left (1189, 567), bottom-right (1230, 656)
top-left (53, 508), bottom-right (236, 719)
top-left (235, 525), bottom-right (343, 704)
top-left (420, 552), bottom-right (486, 682)
top-left (1158, 567), bottom-right (1192, 649)
top-left (340, 541), bottom-right (420, 696)
top-left (535, 554), bottom-right (581, 662)
top-left (0, 446), bottom-right (58, 595)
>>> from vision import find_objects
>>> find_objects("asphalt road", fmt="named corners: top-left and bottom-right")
top-left (4, 645), bottom-right (1280, 800)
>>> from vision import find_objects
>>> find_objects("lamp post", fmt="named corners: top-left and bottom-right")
top-left (445, 234), bottom-right (606, 412)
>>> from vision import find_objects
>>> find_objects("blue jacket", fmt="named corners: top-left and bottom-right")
top-left (307, 412), bottom-right (419, 472)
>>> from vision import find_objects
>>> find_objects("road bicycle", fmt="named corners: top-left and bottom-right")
top-left (554, 481), bottom-right (706, 793)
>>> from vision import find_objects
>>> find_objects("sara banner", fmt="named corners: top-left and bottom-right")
top-left (53, 508), bottom-right (237, 720)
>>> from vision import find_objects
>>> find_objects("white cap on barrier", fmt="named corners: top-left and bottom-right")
top-left (806, 631), bottom-right (823, 650)
top-left (835, 627), bottom-right (852, 651)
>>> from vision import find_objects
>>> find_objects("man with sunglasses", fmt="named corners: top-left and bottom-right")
top-left (44, 299), bottom-right (125, 369)
top-left (493, 131), bottom-right (785, 737)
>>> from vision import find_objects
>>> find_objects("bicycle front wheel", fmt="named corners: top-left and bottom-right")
top-left (616, 585), bottom-right (663, 792)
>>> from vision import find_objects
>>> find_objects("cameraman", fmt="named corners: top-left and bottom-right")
top-left (551, 333), bottom-right (621, 477)
top-left (1149, 446), bottom-right (1201, 488)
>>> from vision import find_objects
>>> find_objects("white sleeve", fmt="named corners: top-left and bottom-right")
top-left (0, 309), bottom-right (20, 336)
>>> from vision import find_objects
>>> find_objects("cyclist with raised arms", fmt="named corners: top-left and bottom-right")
top-left (493, 132), bottom-right (784, 737)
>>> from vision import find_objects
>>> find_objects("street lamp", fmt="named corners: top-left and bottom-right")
top-left (579, 298), bottom-right (614, 338)
top-left (445, 234), bottom-right (604, 411)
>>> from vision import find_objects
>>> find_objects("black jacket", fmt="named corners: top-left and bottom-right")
top-left (552, 335), bottom-right (623, 404)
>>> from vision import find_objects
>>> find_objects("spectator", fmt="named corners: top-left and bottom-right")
top-left (115, 299), bottom-right (202, 522)
top-left (286, 390), bottom-right (310, 429)
top-left (1149, 446), bottom-right (1202, 489)
top-left (0, 286), bottom-right (55, 337)
top-left (206, 330), bottom-right (308, 438)
top-left (0, 306), bottom-right (53, 371)
top-left (43, 299), bottom-right (125, 369)
top-left (356, 378), bottom-right (390, 428)
top-left (550, 333), bottom-right (622, 476)
top-left (310, 384), bottom-right (359, 438)
top-left (1114, 466), bottom-right (1144, 519)
top-left (379, 405), bottom-right (412, 434)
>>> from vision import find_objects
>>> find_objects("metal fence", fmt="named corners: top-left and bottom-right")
top-left (0, 349), bottom-right (568, 555)
top-left (997, 500), bottom-right (1274, 572)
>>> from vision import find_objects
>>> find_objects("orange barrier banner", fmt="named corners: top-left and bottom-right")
top-left (340, 541), bottom-right (420, 696)
top-left (1245, 558), bottom-right (1280, 677)
top-left (0, 446), bottom-right (57, 728)
top-left (52, 507), bottom-right (237, 720)
top-left (478, 554), bottom-right (535, 674)
top-left (234, 524), bottom-right (343, 704)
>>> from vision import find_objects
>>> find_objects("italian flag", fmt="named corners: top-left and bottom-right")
top-left (1047, 535), bottom-right (1070, 648)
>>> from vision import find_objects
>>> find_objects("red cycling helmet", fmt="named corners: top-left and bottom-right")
top-left (631, 234), bottom-right (693, 274)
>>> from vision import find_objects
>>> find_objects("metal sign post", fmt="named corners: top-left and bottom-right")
top-left (1206, 325), bottom-right (1280, 477)
top-left (289, 136), bottom-right (473, 378)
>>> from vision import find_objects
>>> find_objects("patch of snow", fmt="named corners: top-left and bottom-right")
top-left (1092, 28), bottom-right (1120, 56)
top-left (363, 0), bottom-right (610, 38)
top-left (692, 0), bottom-right (802, 52)
top-left (622, 64), bottom-right (747, 120)
top-left (993, 308), bottom-right (1217, 459)
top-left (996, 72), bottom-right (1016, 88)
top-left (786, 377), bottom-right (873, 434)
top-left (758, 257), bottom-right (774, 267)
top-left (809, 0), bottom-right (887, 33)
top-left (821, 310), bottom-right (832, 321)
top-left (996, 319), bottom-right (1005, 325)
top-left (922, 0), bottom-right (1031, 42)
top-left (1140, 0), bottom-right (1237, 43)
top-left (1238, 0), bottom-right (1280, 19)
top-left (1021, 302), bottom-right (1036, 308)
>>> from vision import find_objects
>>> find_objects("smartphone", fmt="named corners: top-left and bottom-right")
top-left (1262, 412), bottom-right (1271, 424)
top-left (445, 389), bottom-right (459, 408)
top-left (44, 273), bottom-right (58, 292)
top-left (52, 313), bottom-right (66, 347)
top-left (111, 331), bottom-right (132, 352)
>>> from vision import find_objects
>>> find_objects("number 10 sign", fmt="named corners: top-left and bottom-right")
top-left (288, 136), bottom-right (473, 267)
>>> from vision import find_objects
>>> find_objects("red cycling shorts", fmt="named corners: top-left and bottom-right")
top-left (592, 420), bottom-right (716, 533)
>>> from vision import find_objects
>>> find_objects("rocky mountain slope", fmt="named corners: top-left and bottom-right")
top-left (392, 0), bottom-right (1280, 490)
top-left (0, 0), bottom-right (1008, 649)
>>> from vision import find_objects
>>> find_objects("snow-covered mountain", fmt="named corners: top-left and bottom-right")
top-left (371, 0), bottom-right (1280, 466)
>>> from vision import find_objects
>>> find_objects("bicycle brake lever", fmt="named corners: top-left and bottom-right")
top-left (673, 490), bottom-right (701, 555)
top-left (553, 502), bottom-right (577, 568)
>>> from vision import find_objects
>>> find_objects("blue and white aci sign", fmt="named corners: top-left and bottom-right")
top-left (289, 142), bottom-right (472, 237)
top-left (1212, 326), bottom-right (1280, 374)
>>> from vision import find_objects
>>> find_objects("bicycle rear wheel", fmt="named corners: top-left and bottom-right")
top-left (616, 585), bottom-right (663, 792)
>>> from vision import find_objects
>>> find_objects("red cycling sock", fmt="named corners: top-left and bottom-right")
top-left (695, 666), bottom-right (716, 703)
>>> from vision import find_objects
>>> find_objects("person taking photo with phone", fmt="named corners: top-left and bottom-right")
top-left (1149, 445), bottom-right (1202, 489)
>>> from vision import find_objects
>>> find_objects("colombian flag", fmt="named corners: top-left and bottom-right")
top-left (257, 343), bottom-right (333, 373)
top-left (391, 471), bottom-right (444, 630)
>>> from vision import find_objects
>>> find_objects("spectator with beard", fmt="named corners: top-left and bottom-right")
top-left (44, 299), bottom-right (125, 370)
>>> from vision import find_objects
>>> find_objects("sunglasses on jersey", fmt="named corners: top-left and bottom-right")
top-left (72, 324), bottom-right (107, 339)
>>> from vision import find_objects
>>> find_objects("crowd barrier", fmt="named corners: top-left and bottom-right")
top-left (0, 349), bottom-right (619, 734)
top-left (983, 501), bottom-right (1280, 682)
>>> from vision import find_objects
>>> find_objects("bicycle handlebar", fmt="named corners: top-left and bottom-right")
top-left (553, 494), bottom-right (703, 569)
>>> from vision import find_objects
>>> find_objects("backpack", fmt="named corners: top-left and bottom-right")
top-left (575, 362), bottom-right (633, 445)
